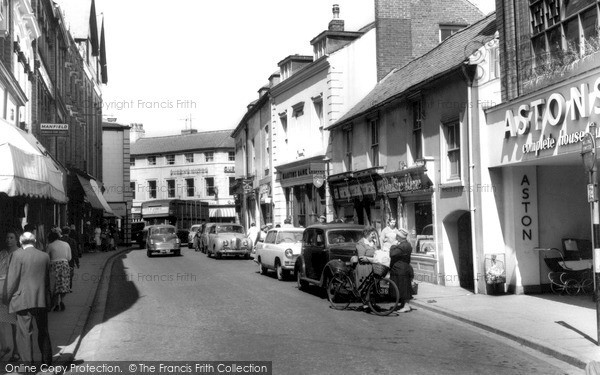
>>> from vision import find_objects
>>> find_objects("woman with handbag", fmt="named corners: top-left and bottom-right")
top-left (389, 229), bottom-right (414, 313)
top-left (0, 229), bottom-right (20, 361)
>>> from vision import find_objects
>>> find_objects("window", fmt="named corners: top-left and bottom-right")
top-left (185, 153), bottom-right (194, 163)
top-left (166, 154), bottom-right (175, 165)
top-left (167, 179), bottom-right (175, 198)
top-left (370, 118), bottom-right (379, 167)
top-left (130, 157), bottom-right (135, 166)
top-left (130, 182), bottom-right (136, 200)
top-left (229, 177), bottom-right (235, 195)
top-left (489, 46), bottom-right (500, 80)
top-left (292, 102), bottom-right (305, 117)
top-left (147, 156), bottom-right (156, 166)
top-left (439, 24), bottom-right (466, 42)
top-left (445, 121), bottom-right (461, 180)
top-left (148, 180), bottom-right (157, 199)
top-left (279, 112), bottom-right (288, 143)
top-left (412, 100), bottom-right (424, 161)
top-left (228, 151), bottom-right (235, 161)
top-left (344, 128), bottom-right (353, 172)
top-left (205, 152), bottom-right (214, 162)
top-left (206, 177), bottom-right (215, 196)
top-left (529, 0), bottom-right (600, 65)
top-left (186, 178), bottom-right (195, 197)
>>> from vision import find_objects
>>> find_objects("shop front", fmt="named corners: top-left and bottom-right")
top-left (378, 166), bottom-right (437, 284)
top-left (276, 157), bottom-right (327, 227)
top-left (482, 69), bottom-right (600, 294)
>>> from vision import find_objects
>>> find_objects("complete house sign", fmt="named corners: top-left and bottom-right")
top-left (503, 75), bottom-right (600, 156)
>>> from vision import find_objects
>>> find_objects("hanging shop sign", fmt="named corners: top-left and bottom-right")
top-left (361, 181), bottom-right (376, 195)
top-left (259, 183), bottom-right (271, 203)
top-left (377, 168), bottom-right (432, 195)
top-left (243, 178), bottom-right (254, 193)
top-left (313, 173), bottom-right (325, 188)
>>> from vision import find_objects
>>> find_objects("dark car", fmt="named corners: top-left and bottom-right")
top-left (144, 224), bottom-right (181, 257)
top-left (295, 224), bottom-right (377, 290)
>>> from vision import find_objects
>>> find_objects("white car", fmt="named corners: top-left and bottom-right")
top-left (255, 228), bottom-right (304, 280)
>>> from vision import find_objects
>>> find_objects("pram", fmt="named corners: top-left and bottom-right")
top-left (539, 243), bottom-right (593, 295)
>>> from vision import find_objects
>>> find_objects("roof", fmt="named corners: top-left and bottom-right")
top-left (130, 129), bottom-right (235, 156)
top-left (329, 12), bottom-right (496, 129)
top-left (102, 121), bottom-right (129, 130)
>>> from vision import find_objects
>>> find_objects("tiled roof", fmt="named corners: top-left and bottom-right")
top-left (330, 12), bottom-right (496, 129)
top-left (130, 129), bottom-right (235, 156)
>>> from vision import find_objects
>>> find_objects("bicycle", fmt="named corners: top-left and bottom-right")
top-left (326, 256), bottom-right (400, 316)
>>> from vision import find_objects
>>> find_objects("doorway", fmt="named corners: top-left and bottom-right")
top-left (457, 212), bottom-right (474, 291)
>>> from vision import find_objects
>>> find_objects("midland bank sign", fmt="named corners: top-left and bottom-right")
top-left (503, 75), bottom-right (600, 156)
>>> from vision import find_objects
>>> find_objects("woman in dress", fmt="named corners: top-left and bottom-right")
top-left (0, 229), bottom-right (20, 361)
top-left (389, 229), bottom-right (414, 313)
top-left (47, 229), bottom-right (72, 311)
top-left (380, 218), bottom-right (400, 250)
top-left (355, 227), bottom-right (378, 288)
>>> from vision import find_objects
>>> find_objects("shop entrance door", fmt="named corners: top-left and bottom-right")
top-left (457, 212), bottom-right (474, 291)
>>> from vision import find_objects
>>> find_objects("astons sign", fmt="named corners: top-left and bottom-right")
top-left (504, 77), bottom-right (600, 154)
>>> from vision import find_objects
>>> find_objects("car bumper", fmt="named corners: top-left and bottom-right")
top-left (148, 244), bottom-right (180, 254)
top-left (216, 248), bottom-right (251, 256)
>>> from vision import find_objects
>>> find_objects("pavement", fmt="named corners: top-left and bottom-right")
top-left (3, 246), bottom-right (599, 371)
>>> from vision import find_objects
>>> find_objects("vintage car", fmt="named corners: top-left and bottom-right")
top-left (145, 224), bottom-right (181, 257)
top-left (255, 227), bottom-right (304, 280)
top-left (206, 223), bottom-right (252, 259)
top-left (295, 224), bottom-right (378, 290)
top-left (187, 224), bottom-right (203, 248)
top-left (198, 223), bottom-right (216, 253)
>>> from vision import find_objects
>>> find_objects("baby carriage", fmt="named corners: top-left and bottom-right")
top-left (540, 241), bottom-right (593, 295)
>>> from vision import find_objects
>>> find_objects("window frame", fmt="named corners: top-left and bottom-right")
top-left (206, 177), bottom-right (215, 196)
top-left (147, 155), bottom-right (156, 166)
top-left (369, 117), bottom-right (380, 168)
top-left (166, 154), bottom-right (175, 165)
top-left (185, 153), bottom-right (194, 163)
top-left (185, 178), bottom-right (195, 197)
top-left (344, 127), bottom-right (353, 172)
top-left (412, 100), bottom-right (424, 162)
top-left (148, 180), bottom-right (157, 199)
top-left (442, 120), bottom-right (462, 183)
top-left (205, 151), bottom-right (214, 162)
top-left (167, 179), bottom-right (176, 198)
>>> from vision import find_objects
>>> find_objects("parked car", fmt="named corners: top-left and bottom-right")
top-left (207, 223), bottom-right (252, 259)
top-left (295, 224), bottom-right (377, 290)
top-left (188, 224), bottom-right (203, 248)
top-left (255, 227), bottom-right (304, 280)
top-left (145, 224), bottom-right (181, 257)
top-left (198, 223), bottom-right (216, 253)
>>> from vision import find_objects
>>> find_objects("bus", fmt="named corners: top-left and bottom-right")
top-left (140, 199), bottom-right (209, 241)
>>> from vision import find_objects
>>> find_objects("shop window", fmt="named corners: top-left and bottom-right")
top-left (185, 153), bottom-right (194, 163)
top-left (186, 178), bottom-right (195, 197)
top-left (412, 100), bottom-right (424, 161)
top-left (370, 118), bottom-right (380, 168)
top-left (206, 177), bottom-right (215, 196)
top-left (147, 156), bottom-right (156, 166)
top-left (167, 179), bottom-right (175, 198)
top-left (148, 180), bottom-right (157, 199)
top-left (444, 121), bottom-right (461, 181)
top-left (166, 154), bottom-right (175, 165)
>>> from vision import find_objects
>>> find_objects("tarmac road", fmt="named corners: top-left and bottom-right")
top-left (75, 246), bottom-right (581, 375)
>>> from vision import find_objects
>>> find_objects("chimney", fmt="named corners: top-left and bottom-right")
top-left (328, 4), bottom-right (344, 31)
top-left (181, 129), bottom-right (198, 135)
top-left (129, 123), bottom-right (145, 143)
top-left (269, 72), bottom-right (281, 87)
top-left (375, 0), bottom-right (412, 81)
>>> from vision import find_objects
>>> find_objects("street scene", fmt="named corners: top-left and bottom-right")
top-left (1, 0), bottom-right (600, 374)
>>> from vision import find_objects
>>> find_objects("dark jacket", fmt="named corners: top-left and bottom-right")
top-left (6, 245), bottom-right (51, 313)
top-left (389, 240), bottom-right (414, 277)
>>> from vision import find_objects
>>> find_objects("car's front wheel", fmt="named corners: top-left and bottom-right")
top-left (258, 258), bottom-right (268, 275)
top-left (276, 260), bottom-right (287, 281)
top-left (147, 250), bottom-right (153, 258)
top-left (296, 266), bottom-right (309, 290)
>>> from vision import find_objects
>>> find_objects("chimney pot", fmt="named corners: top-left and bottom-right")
top-left (332, 4), bottom-right (340, 19)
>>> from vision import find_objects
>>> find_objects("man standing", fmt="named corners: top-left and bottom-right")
top-left (6, 232), bottom-right (52, 365)
top-left (247, 223), bottom-right (260, 245)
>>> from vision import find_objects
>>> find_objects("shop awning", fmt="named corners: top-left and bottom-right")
top-left (76, 174), bottom-right (115, 215)
top-left (0, 124), bottom-right (66, 203)
top-left (209, 207), bottom-right (236, 218)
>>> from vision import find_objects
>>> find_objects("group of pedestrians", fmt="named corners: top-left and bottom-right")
top-left (0, 223), bottom-right (83, 366)
top-left (356, 218), bottom-right (415, 314)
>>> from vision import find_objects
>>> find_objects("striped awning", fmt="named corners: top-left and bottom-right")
top-left (209, 207), bottom-right (236, 218)
top-left (0, 124), bottom-right (66, 203)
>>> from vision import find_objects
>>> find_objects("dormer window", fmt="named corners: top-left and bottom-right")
top-left (439, 24), bottom-right (467, 42)
top-left (281, 63), bottom-right (291, 80)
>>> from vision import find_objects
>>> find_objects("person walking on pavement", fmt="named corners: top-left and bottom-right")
top-left (247, 223), bottom-right (260, 246)
top-left (61, 227), bottom-right (80, 292)
top-left (0, 229), bottom-right (20, 362)
top-left (46, 229), bottom-right (71, 311)
top-left (389, 229), bottom-right (414, 313)
top-left (6, 231), bottom-right (52, 365)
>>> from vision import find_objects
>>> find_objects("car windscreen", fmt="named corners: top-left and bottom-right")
top-left (276, 231), bottom-right (303, 244)
top-left (217, 225), bottom-right (244, 234)
top-left (152, 227), bottom-right (175, 235)
top-left (327, 230), bottom-right (363, 245)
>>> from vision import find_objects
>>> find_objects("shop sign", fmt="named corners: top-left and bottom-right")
top-left (313, 173), bottom-right (325, 188)
top-left (338, 185), bottom-right (351, 199)
top-left (224, 166), bottom-right (235, 173)
top-left (141, 206), bottom-right (169, 216)
top-left (332, 187), bottom-right (340, 200)
top-left (348, 184), bottom-right (362, 197)
top-left (243, 179), bottom-right (253, 193)
top-left (170, 168), bottom-right (208, 176)
top-left (502, 76), bottom-right (600, 156)
top-left (377, 173), bottom-right (424, 194)
top-left (361, 182), bottom-right (376, 195)
top-left (40, 123), bottom-right (68, 136)
top-left (259, 183), bottom-right (271, 203)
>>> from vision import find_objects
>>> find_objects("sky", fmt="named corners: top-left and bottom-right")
top-left (95, 0), bottom-right (495, 137)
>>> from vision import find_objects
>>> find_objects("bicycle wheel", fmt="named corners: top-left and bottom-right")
top-left (326, 273), bottom-right (354, 310)
top-left (367, 277), bottom-right (399, 316)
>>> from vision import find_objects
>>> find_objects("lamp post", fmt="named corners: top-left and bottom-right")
top-left (581, 121), bottom-right (600, 346)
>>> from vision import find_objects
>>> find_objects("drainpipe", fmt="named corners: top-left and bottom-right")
top-left (462, 64), bottom-right (479, 294)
